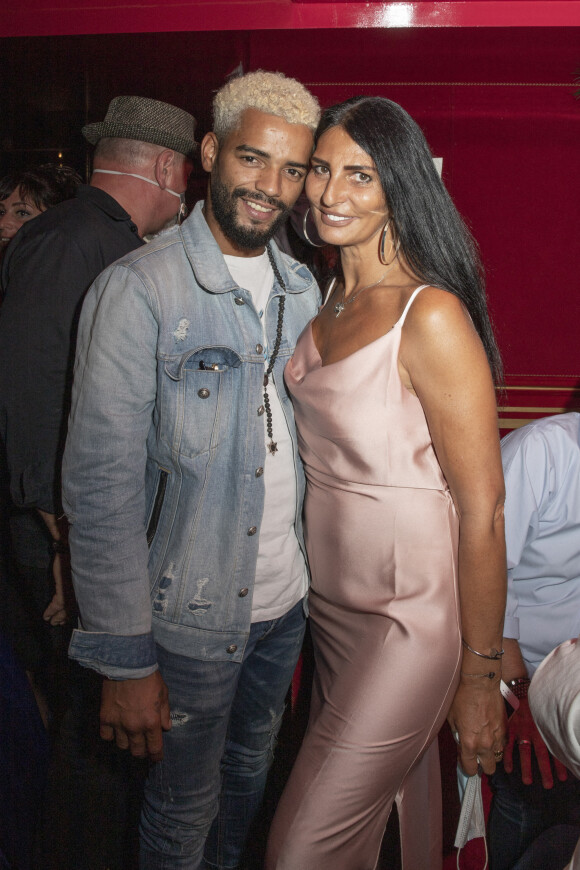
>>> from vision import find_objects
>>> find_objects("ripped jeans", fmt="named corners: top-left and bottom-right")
top-left (140, 599), bottom-right (306, 870)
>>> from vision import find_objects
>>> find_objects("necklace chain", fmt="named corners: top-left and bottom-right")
top-left (334, 260), bottom-right (397, 318)
top-left (263, 245), bottom-right (286, 455)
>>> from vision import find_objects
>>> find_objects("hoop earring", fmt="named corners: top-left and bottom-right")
top-left (302, 207), bottom-right (325, 248)
top-left (379, 218), bottom-right (401, 265)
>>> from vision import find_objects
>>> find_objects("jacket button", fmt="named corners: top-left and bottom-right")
top-left (239, 588), bottom-right (249, 597)
top-left (255, 467), bottom-right (263, 477)
top-left (234, 296), bottom-right (245, 305)
top-left (198, 388), bottom-right (210, 399)
top-left (247, 526), bottom-right (257, 536)
top-left (257, 406), bottom-right (265, 416)
top-left (226, 644), bottom-right (238, 654)
top-left (256, 343), bottom-right (264, 354)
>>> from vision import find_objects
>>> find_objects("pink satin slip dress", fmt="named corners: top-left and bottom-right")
top-left (265, 285), bottom-right (462, 870)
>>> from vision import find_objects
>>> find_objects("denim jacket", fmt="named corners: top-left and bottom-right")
top-left (64, 202), bottom-right (320, 679)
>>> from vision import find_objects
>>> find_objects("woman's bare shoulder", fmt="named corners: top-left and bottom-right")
top-left (404, 285), bottom-right (475, 341)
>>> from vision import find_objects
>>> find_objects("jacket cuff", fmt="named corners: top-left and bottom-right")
top-left (68, 628), bottom-right (158, 680)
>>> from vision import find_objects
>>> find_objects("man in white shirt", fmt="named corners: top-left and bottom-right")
top-left (488, 413), bottom-right (580, 870)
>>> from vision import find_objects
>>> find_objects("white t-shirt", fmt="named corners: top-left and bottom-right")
top-left (224, 251), bottom-right (307, 621)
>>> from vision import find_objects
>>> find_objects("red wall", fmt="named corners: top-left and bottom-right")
top-left (251, 25), bottom-right (580, 423)
top-left (1, 22), bottom-right (579, 424)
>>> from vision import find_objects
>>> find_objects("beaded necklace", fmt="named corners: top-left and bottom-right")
top-left (263, 244), bottom-right (286, 455)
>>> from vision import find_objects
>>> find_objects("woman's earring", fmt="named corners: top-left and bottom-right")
top-left (302, 207), bottom-right (325, 248)
top-left (379, 217), bottom-right (400, 265)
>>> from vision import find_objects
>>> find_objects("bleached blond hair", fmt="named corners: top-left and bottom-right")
top-left (212, 70), bottom-right (320, 141)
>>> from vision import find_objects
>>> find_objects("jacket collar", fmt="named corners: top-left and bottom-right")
top-left (178, 201), bottom-right (314, 296)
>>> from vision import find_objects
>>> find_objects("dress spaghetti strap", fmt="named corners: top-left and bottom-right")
top-left (396, 284), bottom-right (429, 327)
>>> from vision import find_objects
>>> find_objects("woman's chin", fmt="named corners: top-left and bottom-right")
top-left (312, 223), bottom-right (338, 246)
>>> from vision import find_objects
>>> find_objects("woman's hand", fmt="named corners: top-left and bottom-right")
top-left (447, 675), bottom-right (507, 775)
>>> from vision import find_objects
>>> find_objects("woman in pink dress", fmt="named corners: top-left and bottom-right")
top-left (265, 97), bottom-right (507, 870)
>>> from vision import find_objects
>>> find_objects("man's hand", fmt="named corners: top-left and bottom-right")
top-left (43, 550), bottom-right (75, 625)
top-left (100, 671), bottom-right (171, 762)
top-left (38, 508), bottom-right (75, 625)
top-left (504, 696), bottom-right (569, 787)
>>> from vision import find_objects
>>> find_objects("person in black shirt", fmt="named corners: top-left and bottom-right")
top-left (0, 95), bottom-right (195, 869)
top-left (0, 95), bottom-right (195, 628)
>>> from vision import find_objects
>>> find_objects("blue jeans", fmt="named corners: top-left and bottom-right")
top-left (510, 825), bottom-right (580, 870)
top-left (140, 599), bottom-right (306, 870)
top-left (488, 751), bottom-right (580, 870)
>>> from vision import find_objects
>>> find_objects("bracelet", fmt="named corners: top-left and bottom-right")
top-left (461, 670), bottom-right (498, 680)
top-left (508, 677), bottom-right (531, 700)
top-left (462, 638), bottom-right (504, 661)
top-left (52, 540), bottom-right (70, 555)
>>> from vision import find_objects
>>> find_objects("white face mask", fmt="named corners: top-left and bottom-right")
top-left (92, 168), bottom-right (188, 223)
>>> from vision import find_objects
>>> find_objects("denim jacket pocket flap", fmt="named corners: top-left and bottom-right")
top-left (164, 346), bottom-right (243, 380)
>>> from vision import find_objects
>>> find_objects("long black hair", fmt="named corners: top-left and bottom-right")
top-left (316, 97), bottom-right (503, 385)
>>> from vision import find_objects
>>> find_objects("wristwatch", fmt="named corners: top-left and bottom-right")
top-left (508, 677), bottom-right (531, 700)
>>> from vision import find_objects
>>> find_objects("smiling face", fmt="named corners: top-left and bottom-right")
top-left (0, 187), bottom-right (44, 247)
top-left (201, 107), bottom-right (313, 256)
top-left (306, 125), bottom-right (389, 252)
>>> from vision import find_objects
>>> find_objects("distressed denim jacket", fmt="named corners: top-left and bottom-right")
top-left (64, 202), bottom-right (320, 679)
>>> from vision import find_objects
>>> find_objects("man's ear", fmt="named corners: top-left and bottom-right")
top-left (154, 149), bottom-right (176, 190)
top-left (200, 133), bottom-right (219, 173)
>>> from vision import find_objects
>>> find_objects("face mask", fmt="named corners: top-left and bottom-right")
top-left (455, 767), bottom-right (487, 848)
top-left (92, 168), bottom-right (188, 223)
top-left (453, 728), bottom-right (488, 863)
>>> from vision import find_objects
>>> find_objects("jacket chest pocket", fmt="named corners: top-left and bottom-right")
top-left (161, 347), bottom-right (243, 458)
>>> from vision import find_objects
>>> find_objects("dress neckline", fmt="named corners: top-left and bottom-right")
top-left (311, 284), bottom-right (428, 369)
top-left (309, 321), bottom-right (393, 370)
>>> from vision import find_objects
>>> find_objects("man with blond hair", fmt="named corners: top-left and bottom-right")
top-left (63, 71), bottom-right (320, 868)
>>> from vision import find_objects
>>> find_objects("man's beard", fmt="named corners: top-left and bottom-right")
top-left (210, 175), bottom-right (291, 250)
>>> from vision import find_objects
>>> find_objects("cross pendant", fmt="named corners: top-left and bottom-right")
top-left (268, 441), bottom-right (278, 455)
top-left (334, 302), bottom-right (345, 318)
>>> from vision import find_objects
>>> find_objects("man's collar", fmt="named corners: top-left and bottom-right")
top-left (179, 201), bottom-right (314, 296)
top-left (82, 183), bottom-right (136, 224)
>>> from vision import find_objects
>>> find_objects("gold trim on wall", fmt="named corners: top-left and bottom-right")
top-left (309, 82), bottom-right (573, 88)
top-left (500, 406), bottom-right (569, 413)
top-left (503, 386), bottom-right (580, 392)
top-left (499, 418), bottom-right (550, 431)
top-left (497, 382), bottom-right (580, 431)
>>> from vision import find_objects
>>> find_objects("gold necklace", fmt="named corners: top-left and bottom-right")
top-left (333, 260), bottom-right (396, 318)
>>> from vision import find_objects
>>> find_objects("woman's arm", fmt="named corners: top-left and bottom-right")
top-left (399, 286), bottom-right (507, 775)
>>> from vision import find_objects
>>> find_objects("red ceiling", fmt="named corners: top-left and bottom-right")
top-left (1, 1), bottom-right (579, 38)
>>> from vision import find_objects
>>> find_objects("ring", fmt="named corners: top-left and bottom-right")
top-left (494, 749), bottom-right (504, 760)
top-left (517, 739), bottom-right (532, 746)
